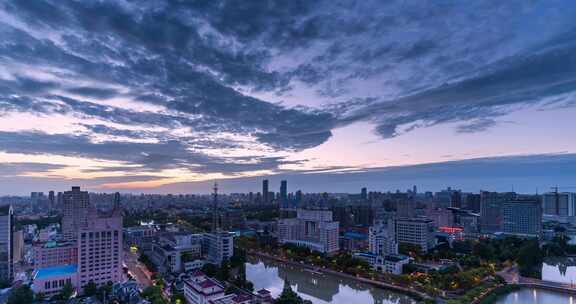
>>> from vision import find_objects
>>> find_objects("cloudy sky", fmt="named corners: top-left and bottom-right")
top-left (1, 0), bottom-right (576, 195)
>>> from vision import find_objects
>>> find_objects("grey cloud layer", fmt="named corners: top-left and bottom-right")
top-left (1, 0), bottom-right (576, 178)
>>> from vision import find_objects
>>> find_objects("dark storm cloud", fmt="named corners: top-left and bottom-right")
top-left (2, 0), bottom-right (576, 180)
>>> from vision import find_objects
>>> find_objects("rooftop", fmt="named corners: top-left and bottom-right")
top-left (35, 264), bottom-right (78, 280)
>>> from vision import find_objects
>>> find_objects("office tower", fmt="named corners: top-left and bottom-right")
top-left (56, 192), bottom-right (63, 211)
top-left (211, 182), bottom-right (220, 232)
top-left (462, 193), bottom-right (481, 213)
top-left (280, 180), bottom-right (288, 207)
top-left (262, 180), bottom-right (269, 204)
top-left (542, 192), bottom-right (576, 217)
top-left (0, 206), bottom-right (13, 284)
top-left (48, 191), bottom-right (55, 213)
top-left (434, 187), bottom-right (461, 208)
top-left (62, 187), bottom-right (91, 241)
top-left (361, 187), bottom-right (368, 201)
top-left (113, 192), bottom-right (121, 207)
top-left (12, 230), bottom-right (23, 265)
top-left (278, 209), bottom-right (339, 254)
top-left (78, 207), bottom-right (123, 289)
top-left (396, 199), bottom-right (416, 218)
top-left (480, 191), bottom-right (516, 233)
top-left (203, 232), bottom-right (234, 265)
top-left (295, 190), bottom-right (302, 206)
top-left (502, 199), bottom-right (542, 237)
top-left (394, 217), bottom-right (435, 253)
top-left (412, 185), bottom-right (417, 194)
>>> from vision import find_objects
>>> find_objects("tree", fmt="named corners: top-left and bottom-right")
top-left (275, 280), bottom-right (311, 304)
top-left (201, 263), bottom-right (218, 277)
top-left (83, 281), bottom-right (98, 297)
top-left (35, 291), bottom-right (46, 302)
top-left (58, 282), bottom-right (75, 301)
top-left (399, 242), bottom-right (422, 256)
top-left (7, 285), bottom-right (34, 304)
top-left (142, 286), bottom-right (167, 304)
top-left (170, 292), bottom-right (186, 304)
top-left (97, 281), bottom-right (113, 302)
top-left (517, 240), bottom-right (543, 278)
top-left (216, 260), bottom-right (230, 282)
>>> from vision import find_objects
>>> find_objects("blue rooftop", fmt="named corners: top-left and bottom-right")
top-left (344, 232), bottom-right (368, 240)
top-left (35, 264), bottom-right (77, 280)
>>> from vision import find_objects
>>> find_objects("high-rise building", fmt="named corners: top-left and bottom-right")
top-left (502, 199), bottom-right (542, 237)
top-left (0, 205), bottom-right (13, 284)
top-left (203, 232), bottom-right (234, 265)
top-left (33, 186), bottom-right (124, 296)
top-left (361, 187), bottom-right (368, 201)
top-left (542, 192), bottom-right (576, 217)
top-left (278, 209), bottom-right (339, 254)
top-left (62, 186), bottom-right (90, 241)
top-left (280, 180), bottom-right (288, 207)
top-left (480, 192), bottom-right (516, 233)
top-left (77, 207), bottom-right (123, 289)
top-left (48, 191), bottom-right (55, 213)
top-left (262, 180), bottom-right (269, 204)
top-left (394, 217), bottom-right (435, 253)
top-left (462, 193), bottom-right (481, 213)
top-left (12, 230), bottom-right (23, 265)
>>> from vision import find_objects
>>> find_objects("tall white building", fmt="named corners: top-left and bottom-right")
top-left (394, 217), bottom-right (436, 253)
top-left (278, 209), bottom-right (339, 254)
top-left (203, 232), bottom-right (234, 265)
top-left (0, 205), bottom-right (13, 284)
top-left (369, 221), bottom-right (398, 256)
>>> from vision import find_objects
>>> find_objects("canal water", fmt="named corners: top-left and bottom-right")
top-left (495, 288), bottom-right (575, 304)
top-left (495, 257), bottom-right (576, 303)
top-left (245, 257), bottom-right (416, 304)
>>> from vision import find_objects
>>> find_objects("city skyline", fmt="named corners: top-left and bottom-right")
top-left (1, 1), bottom-right (576, 195)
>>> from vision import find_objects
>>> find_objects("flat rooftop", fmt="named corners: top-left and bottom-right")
top-left (35, 264), bottom-right (77, 280)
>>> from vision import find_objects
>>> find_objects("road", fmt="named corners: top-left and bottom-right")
top-left (124, 249), bottom-right (153, 288)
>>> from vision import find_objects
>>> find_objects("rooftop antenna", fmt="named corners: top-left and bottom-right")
top-left (212, 181), bottom-right (220, 232)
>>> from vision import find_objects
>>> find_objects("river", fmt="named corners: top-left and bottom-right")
top-left (245, 257), bottom-right (416, 304)
top-left (495, 257), bottom-right (576, 303)
top-left (495, 288), bottom-right (575, 304)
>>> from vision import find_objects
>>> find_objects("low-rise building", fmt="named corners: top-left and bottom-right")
top-left (33, 264), bottom-right (78, 297)
top-left (378, 254), bottom-right (410, 275)
top-left (184, 271), bottom-right (226, 304)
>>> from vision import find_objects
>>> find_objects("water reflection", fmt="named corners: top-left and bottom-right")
top-left (245, 257), bottom-right (416, 304)
top-left (495, 288), bottom-right (573, 304)
top-left (542, 257), bottom-right (576, 284)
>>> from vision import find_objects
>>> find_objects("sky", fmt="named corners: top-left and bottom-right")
top-left (1, 1), bottom-right (576, 195)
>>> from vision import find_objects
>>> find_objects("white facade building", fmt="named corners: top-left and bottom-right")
top-left (203, 232), bottom-right (234, 265)
top-left (278, 209), bottom-right (339, 254)
top-left (394, 217), bottom-right (436, 253)
top-left (369, 221), bottom-right (398, 256)
top-left (184, 271), bottom-right (226, 304)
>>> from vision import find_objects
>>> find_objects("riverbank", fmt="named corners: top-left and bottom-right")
top-left (247, 250), bottom-right (432, 302)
